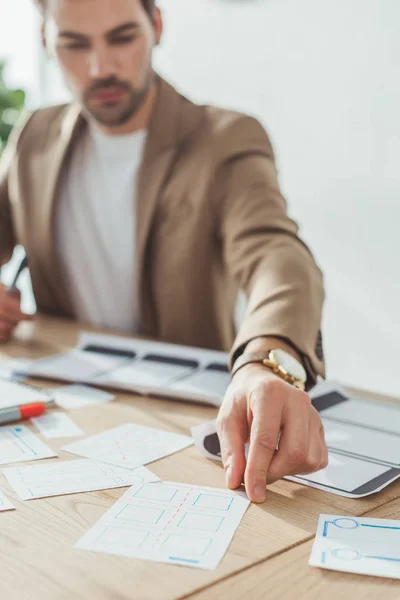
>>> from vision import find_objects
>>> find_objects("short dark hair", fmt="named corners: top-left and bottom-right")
top-left (36, 0), bottom-right (155, 17)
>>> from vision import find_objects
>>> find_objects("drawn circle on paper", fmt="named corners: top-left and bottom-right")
top-left (332, 518), bottom-right (359, 529)
top-left (331, 548), bottom-right (362, 561)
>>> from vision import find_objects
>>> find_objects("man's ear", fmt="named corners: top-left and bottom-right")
top-left (153, 7), bottom-right (163, 46)
top-left (41, 20), bottom-right (57, 58)
top-left (41, 22), bottom-right (48, 54)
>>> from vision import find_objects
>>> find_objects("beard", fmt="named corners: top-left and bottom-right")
top-left (82, 74), bottom-right (151, 127)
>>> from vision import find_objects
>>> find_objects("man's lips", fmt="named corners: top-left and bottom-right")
top-left (91, 88), bottom-right (126, 103)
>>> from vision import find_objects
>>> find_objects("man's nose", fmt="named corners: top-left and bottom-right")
top-left (87, 47), bottom-right (117, 80)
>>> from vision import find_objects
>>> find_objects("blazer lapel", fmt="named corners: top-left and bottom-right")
top-left (136, 77), bottom-right (190, 336)
top-left (37, 104), bottom-right (84, 316)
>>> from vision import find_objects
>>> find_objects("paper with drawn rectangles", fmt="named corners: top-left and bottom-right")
top-left (3, 459), bottom-right (159, 500)
top-left (0, 489), bottom-right (15, 511)
top-left (0, 425), bottom-right (57, 466)
top-left (76, 481), bottom-right (250, 569)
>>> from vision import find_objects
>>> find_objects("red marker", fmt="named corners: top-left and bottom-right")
top-left (0, 403), bottom-right (46, 425)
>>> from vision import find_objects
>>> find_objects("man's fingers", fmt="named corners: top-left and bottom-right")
top-left (0, 294), bottom-right (30, 321)
top-left (0, 309), bottom-right (32, 324)
top-left (319, 420), bottom-right (329, 470)
top-left (0, 321), bottom-right (13, 343)
top-left (269, 403), bottom-right (326, 481)
top-left (244, 380), bottom-right (284, 503)
top-left (0, 310), bottom-right (21, 327)
top-left (266, 390), bottom-right (310, 483)
top-left (217, 393), bottom-right (248, 490)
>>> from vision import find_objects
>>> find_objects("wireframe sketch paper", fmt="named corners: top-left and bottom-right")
top-left (192, 418), bottom-right (400, 499)
top-left (0, 489), bottom-right (15, 511)
top-left (0, 378), bottom-right (54, 411)
top-left (31, 413), bottom-right (84, 438)
top-left (76, 481), bottom-right (250, 569)
top-left (17, 332), bottom-right (231, 407)
top-left (0, 425), bottom-right (57, 466)
top-left (310, 514), bottom-right (400, 579)
top-left (3, 459), bottom-right (160, 500)
top-left (63, 423), bottom-right (193, 469)
top-left (53, 384), bottom-right (115, 410)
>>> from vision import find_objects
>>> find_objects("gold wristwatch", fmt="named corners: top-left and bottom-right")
top-left (231, 349), bottom-right (307, 391)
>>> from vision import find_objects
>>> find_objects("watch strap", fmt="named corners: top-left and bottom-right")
top-left (231, 351), bottom-right (274, 379)
top-left (231, 351), bottom-right (305, 390)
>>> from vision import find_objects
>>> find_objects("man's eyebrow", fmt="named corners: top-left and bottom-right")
top-left (106, 22), bottom-right (141, 37)
top-left (58, 22), bottom-right (140, 41)
top-left (58, 31), bottom-right (89, 41)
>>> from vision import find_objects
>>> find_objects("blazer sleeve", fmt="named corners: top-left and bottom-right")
top-left (213, 116), bottom-right (325, 386)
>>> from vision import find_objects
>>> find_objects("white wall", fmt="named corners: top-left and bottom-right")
top-left (2, 0), bottom-right (399, 397)
top-left (0, 0), bottom-right (42, 106)
top-left (151, 0), bottom-right (400, 398)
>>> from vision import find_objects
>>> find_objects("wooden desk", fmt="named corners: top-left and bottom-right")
top-left (0, 316), bottom-right (399, 600)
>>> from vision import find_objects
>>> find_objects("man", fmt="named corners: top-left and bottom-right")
top-left (0, 0), bottom-right (328, 502)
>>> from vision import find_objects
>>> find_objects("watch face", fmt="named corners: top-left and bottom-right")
top-left (270, 349), bottom-right (307, 382)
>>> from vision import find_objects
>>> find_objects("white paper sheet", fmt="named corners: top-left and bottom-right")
top-left (31, 413), bottom-right (84, 438)
top-left (3, 459), bottom-right (160, 500)
top-left (310, 514), bottom-right (400, 579)
top-left (76, 481), bottom-right (249, 569)
top-left (0, 489), bottom-right (15, 511)
top-left (63, 424), bottom-right (193, 469)
top-left (0, 378), bottom-right (53, 410)
top-left (0, 425), bottom-right (57, 466)
top-left (54, 385), bottom-right (115, 410)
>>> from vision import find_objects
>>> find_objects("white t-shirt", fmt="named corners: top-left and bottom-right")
top-left (57, 125), bottom-right (147, 332)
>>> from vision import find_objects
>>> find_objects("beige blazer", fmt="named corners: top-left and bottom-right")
top-left (0, 76), bottom-right (325, 382)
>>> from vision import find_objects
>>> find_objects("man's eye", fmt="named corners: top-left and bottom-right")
top-left (111, 36), bottom-right (137, 45)
top-left (63, 44), bottom-right (89, 51)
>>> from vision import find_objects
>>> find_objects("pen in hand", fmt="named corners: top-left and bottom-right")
top-left (8, 255), bottom-right (29, 295)
top-left (0, 255), bottom-right (33, 343)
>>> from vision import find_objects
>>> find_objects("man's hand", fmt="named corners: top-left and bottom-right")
top-left (0, 283), bottom-right (32, 343)
top-left (217, 364), bottom-right (328, 503)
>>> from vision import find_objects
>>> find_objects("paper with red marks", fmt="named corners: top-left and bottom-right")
top-left (76, 481), bottom-right (249, 569)
top-left (62, 424), bottom-right (193, 470)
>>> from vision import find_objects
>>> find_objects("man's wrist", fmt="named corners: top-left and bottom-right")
top-left (243, 336), bottom-right (302, 364)
top-left (231, 336), bottom-right (307, 389)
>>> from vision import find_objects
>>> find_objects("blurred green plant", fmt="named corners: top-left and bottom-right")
top-left (0, 62), bottom-right (26, 154)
